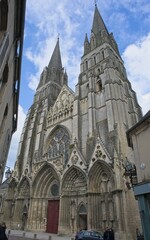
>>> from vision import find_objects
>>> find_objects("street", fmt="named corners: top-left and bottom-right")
top-left (7, 229), bottom-right (73, 240)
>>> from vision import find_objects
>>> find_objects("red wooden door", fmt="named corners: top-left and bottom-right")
top-left (46, 200), bottom-right (59, 233)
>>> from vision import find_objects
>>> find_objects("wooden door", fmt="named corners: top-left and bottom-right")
top-left (46, 200), bottom-right (59, 233)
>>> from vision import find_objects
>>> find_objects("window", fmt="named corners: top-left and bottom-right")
top-left (85, 60), bottom-right (88, 70)
top-left (4, 104), bottom-right (8, 116)
top-left (96, 80), bottom-right (102, 92)
top-left (0, 104), bottom-right (8, 137)
top-left (48, 128), bottom-right (70, 165)
top-left (51, 183), bottom-right (59, 197)
top-left (94, 56), bottom-right (96, 65)
top-left (102, 50), bottom-right (105, 59)
top-left (0, 63), bottom-right (9, 89)
top-left (0, 0), bottom-right (8, 31)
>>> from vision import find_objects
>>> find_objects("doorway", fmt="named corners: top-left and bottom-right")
top-left (46, 200), bottom-right (59, 233)
top-left (78, 204), bottom-right (87, 230)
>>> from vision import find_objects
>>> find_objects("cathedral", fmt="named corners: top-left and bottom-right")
top-left (4, 4), bottom-right (142, 240)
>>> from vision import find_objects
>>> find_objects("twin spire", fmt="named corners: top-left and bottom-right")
top-left (47, 3), bottom-right (109, 74)
top-left (38, 4), bottom-right (118, 88)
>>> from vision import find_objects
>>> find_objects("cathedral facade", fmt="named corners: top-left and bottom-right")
top-left (4, 4), bottom-right (142, 240)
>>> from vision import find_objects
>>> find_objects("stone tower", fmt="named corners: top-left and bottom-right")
top-left (4, 4), bottom-right (142, 240)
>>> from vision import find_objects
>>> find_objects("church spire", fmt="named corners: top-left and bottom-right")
top-left (37, 37), bottom-right (64, 89)
top-left (82, 4), bottom-right (120, 55)
top-left (48, 37), bottom-right (62, 70)
top-left (91, 4), bottom-right (109, 36)
top-left (45, 37), bottom-right (63, 85)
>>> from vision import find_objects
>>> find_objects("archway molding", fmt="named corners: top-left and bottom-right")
top-left (88, 160), bottom-right (115, 192)
top-left (61, 166), bottom-right (87, 195)
top-left (32, 162), bottom-right (60, 198)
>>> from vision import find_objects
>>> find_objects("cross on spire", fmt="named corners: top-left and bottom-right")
top-left (94, 0), bottom-right (98, 6)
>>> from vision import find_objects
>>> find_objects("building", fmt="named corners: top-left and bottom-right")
top-left (0, 0), bottom-right (26, 183)
top-left (127, 110), bottom-right (150, 240)
top-left (3, 4), bottom-right (143, 240)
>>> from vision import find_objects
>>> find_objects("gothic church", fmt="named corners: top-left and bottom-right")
top-left (4, 4), bottom-right (142, 240)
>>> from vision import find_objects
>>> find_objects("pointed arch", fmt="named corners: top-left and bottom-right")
top-left (59, 168), bottom-right (87, 233)
top-left (77, 202), bottom-right (87, 230)
top-left (61, 166), bottom-right (87, 195)
top-left (88, 160), bottom-right (115, 192)
top-left (45, 125), bottom-right (71, 165)
top-left (77, 202), bottom-right (87, 215)
top-left (46, 124), bottom-right (72, 144)
top-left (17, 176), bottom-right (30, 198)
top-left (32, 162), bottom-right (60, 198)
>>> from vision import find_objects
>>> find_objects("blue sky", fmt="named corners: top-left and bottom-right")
top-left (6, 0), bottom-right (150, 172)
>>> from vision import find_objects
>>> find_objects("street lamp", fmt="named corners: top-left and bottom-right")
top-left (124, 158), bottom-right (138, 188)
top-left (5, 166), bottom-right (11, 179)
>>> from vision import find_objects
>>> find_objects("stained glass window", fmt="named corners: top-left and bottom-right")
top-left (48, 128), bottom-right (70, 164)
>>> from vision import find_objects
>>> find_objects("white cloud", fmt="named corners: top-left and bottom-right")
top-left (122, 33), bottom-right (150, 114)
top-left (102, 0), bottom-right (150, 14)
top-left (6, 105), bottom-right (26, 170)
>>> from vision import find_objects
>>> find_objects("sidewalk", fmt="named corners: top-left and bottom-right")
top-left (7, 229), bottom-right (73, 240)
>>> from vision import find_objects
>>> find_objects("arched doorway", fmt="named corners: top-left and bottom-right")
top-left (78, 204), bottom-right (87, 230)
top-left (22, 205), bottom-right (28, 230)
top-left (46, 182), bottom-right (60, 233)
top-left (88, 161), bottom-right (115, 231)
top-left (60, 166), bottom-right (87, 234)
top-left (32, 163), bottom-right (60, 233)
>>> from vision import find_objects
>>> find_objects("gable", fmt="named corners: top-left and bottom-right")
top-left (88, 136), bottom-right (112, 171)
top-left (47, 85), bottom-right (75, 127)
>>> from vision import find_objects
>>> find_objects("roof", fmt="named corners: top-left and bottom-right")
top-left (127, 110), bottom-right (150, 147)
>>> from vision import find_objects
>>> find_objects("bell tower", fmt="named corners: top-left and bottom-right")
top-left (74, 4), bottom-right (142, 159)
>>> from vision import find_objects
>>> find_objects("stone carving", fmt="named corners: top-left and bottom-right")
top-left (101, 172), bottom-right (108, 182)
top-left (18, 180), bottom-right (30, 198)
top-left (33, 151), bottom-right (40, 163)
top-left (47, 86), bottom-right (74, 126)
top-left (109, 200), bottom-right (114, 221)
top-left (52, 158), bottom-right (63, 172)
top-left (71, 155), bottom-right (78, 164)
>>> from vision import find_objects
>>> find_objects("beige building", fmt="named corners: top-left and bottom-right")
top-left (0, 0), bottom-right (26, 183)
top-left (127, 110), bottom-right (150, 239)
top-left (3, 4), bottom-right (143, 240)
